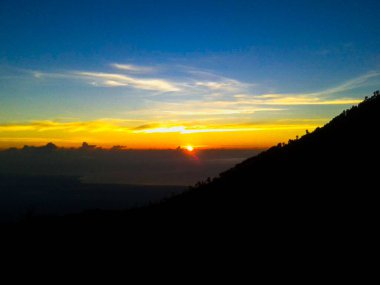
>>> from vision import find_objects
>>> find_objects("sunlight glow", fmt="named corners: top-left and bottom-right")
top-left (186, 145), bottom-right (194, 152)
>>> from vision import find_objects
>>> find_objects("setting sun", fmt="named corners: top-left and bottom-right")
top-left (186, 145), bottom-right (194, 152)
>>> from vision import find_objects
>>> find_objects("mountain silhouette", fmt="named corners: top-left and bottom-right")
top-left (11, 92), bottom-right (380, 236)
top-left (133, 91), bottom-right (380, 226)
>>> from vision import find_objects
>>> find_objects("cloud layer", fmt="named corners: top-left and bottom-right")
top-left (59, 64), bottom-right (376, 125)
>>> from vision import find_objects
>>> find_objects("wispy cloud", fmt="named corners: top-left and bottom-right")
top-left (308, 71), bottom-right (380, 96)
top-left (122, 70), bottom-right (376, 124)
top-left (24, 64), bottom-right (379, 119)
top-left (0, 120), bottom-right (133, 133)
top-left (27, 63), bottom-right (379, 103)
top-left (133, 124), bottom-right (320, 134)
top-left (111, 63), bottom-right (156, 73)
top-left (120, 69), bottom-right (377, 122)
top-left (228, 71), bottom-right (379, 106)
top-left (233, 95), bottom-right (361, 105)
top-left (75, 71), bottom-right (180, 92)
top-left (152, 101), bottom-right (283, 116)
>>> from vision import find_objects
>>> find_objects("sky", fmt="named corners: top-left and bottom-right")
top-left (1, 0), bottom-right (380, 149)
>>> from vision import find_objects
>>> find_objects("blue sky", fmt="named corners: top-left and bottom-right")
top-left (0, 0), bottom-right (380, 148)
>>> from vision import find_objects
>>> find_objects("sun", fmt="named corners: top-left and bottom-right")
top-left (186, 145), bottom-right (194, 152)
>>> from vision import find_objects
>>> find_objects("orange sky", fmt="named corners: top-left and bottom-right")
top-left (0, 120), bottom-right (324, 149)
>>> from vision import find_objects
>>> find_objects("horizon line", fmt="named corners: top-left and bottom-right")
top-left (0, 142), bottom-right (268, 151)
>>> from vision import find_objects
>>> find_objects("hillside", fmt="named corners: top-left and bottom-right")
top-left (141, 91), bottom-right (380, 222)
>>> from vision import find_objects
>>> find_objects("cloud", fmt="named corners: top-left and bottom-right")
top-left (111, 63), bottom-right (156, 73)
top-left (33, 71), bottom-right (43, 79)
top-left (102, 80), bottom-right (129, 87)
top-left (135, 126), bottom-right (187, 134)
top-left (121, 71), bottom-right (372, 124)
top-left (227, 72), bottom-right (380, 106)
top-left (132, 124), bottom-right (159, 131)
top-left (313, 71), bottom-right (380, 96)
top-left (73, 64), bottom-right (252, 95)
top-left (178, 67), bottom-right (254, 94)
top-left (234, 95), bottom-right (362, 105)
top-left (195, 82), bottom-right (230, 89)
top-left (133, 123), bottom-right (321, 134)
top-left (75, 71), bottom-right (180, 92)
top-left (0, 120), bottom-right (132, 133)
top-left (156, 101), bottom-right (283, 116)
top-left (28, 68), bottom-right (180, 92)
top-left (25, 64), bottom-right (379, 116)
top-left (193, 79), bottom-right (247, 92)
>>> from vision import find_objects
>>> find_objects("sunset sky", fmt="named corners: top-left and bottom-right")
top-left (1, 0), bottom-right (379, 149)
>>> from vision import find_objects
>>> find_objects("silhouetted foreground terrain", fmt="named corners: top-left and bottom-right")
top-left (0, 175), bottom-right (185, 223)
top-left (0, 148), bottom-right (258, 223)
top-left (9, 92), bottom-right (380, 234)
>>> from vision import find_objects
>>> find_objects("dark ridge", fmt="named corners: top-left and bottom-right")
top-left (8, 91), bottom-right (380, 236)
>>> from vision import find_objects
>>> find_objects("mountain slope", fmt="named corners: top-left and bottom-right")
top-left (153, 91), bottom-right (380, 215)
